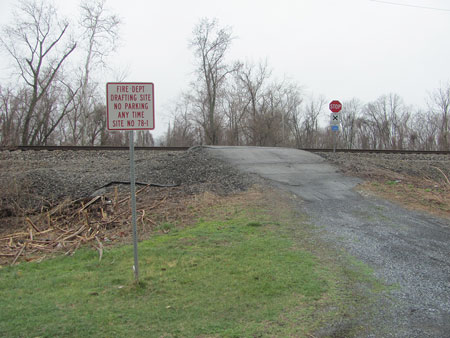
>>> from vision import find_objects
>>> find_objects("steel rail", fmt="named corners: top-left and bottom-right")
top-left (304, 148), bottom-right (450, 155)
top-left (0, 145), bottom-right (449, 155)
top-left (0, 145), bottom-right (190, 152)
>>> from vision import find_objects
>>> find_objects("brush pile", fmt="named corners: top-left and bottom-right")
top-left (0, 184), bottom-right (213, 266)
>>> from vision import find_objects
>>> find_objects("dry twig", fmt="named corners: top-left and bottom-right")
top-left (11, 243), bottom-right (26, 265)
top-left (25, 217), bottom-right (41, 232)
top-left (79, 196), bottom-right (102, 213)
top-left (432, 166), bottom-right (450, 186)
top-left (95, 236), bottom-right (103, 262)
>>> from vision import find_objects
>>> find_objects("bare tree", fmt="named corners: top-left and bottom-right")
top-left (279, 82), bottom-right (303, 146)
top-left (235, 61), bottom-right (271, 145)
top-left (0, 0), bottom-right (76, 145)
top-left (230, 63), bottom-right (302, 147)
top-left (408, 109), bottom-right (431, 150)
top-left (288, 103), bottom-right (305, 148)
top-left (0, 86), bottom-right (26, 145)
top-left (29, 78), bottom-right (79, 145)
top-left (428, 83), bottom-right (450, 151)
top-left (83, 104), bottom-right (104, 145)
top-left (162, 94), bottom-right (200, 146)
top-left (258, 80), bottom-right (301, 146)
top-left (189, 18), bottom-right (236, 145)
top-left (222, 76), bottom-right (247, 145)
top-left (76, 0), bottom-right (121, 145)
top-left (365, 94), bottom-right (406, 149)
top-left (340, 98), bottom-right (362, 149)
top-left (303, 95), bottom-right (326, 148)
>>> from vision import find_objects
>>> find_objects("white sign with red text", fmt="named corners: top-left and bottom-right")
top-left (106, 82), bottom-right (155, 130)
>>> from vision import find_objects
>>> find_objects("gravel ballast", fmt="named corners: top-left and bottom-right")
top-left (0, 148), bottom-right (256, 215)
top-left (317, 152), bottom-right (450, 184)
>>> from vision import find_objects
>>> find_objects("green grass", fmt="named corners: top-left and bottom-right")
top-left (0, 191), bottom-right (382, 337)
top-left (385, 180), bottom-right (399, 186)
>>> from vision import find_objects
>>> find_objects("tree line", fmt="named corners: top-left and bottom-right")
top-left (163, 18), bottom-right (450, 151)
top-left (1, 5), bottom-right (448, 151)
top-left (0, 0), bottom-right (154, 147)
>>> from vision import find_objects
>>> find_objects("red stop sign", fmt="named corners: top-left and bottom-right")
top-left (329, 100), bottom-right (342, 113)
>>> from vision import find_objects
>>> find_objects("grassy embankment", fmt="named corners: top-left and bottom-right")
top-left (0, 189), bottom-right (384, 337)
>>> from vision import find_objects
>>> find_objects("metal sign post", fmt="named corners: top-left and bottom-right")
top-left (329, 100), bottom-right (342, 154)
top-left (333, 126), bottom-right (337, 153)
top-left (331, 122), bottom-right (340, 153)
top-left (331, 126), bottom-right (339, 154)
top-left (129, 130), bottom-right (139, 281)
top-left (106, 82), bottom-right (155, 282)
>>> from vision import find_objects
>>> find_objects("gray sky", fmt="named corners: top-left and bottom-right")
top-left (1, 0), bottom-right (450, 139)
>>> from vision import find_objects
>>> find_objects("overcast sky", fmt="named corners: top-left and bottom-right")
top-left (1, 0), bottom-right (450, 139)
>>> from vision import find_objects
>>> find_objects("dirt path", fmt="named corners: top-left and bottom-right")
top-left (206, 146), bottom-right (450, 337)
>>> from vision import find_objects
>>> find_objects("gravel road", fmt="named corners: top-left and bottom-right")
top-left (310, 191), bottom-right (450, 337)
top-left (205, 146), bottom-right (450, 338)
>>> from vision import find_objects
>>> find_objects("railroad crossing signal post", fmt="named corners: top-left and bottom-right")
top-left (329, 100), bottom-right (342, 153)
top-left (106, 82), bottom-right (155, 282)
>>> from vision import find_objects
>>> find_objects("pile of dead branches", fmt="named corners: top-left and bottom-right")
top-left (0, 185), bottom-right (175, 266)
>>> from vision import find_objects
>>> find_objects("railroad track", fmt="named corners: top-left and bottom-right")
top-left (0, 145), bottom-right (449, 155)
top-left (306, 148), bottom-right (450, 155)
top-left (0, 145), bottom-right (190, 152)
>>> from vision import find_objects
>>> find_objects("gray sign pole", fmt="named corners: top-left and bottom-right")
top-left (329, 100), bottom-right (342, 154)
top-left (107, 82), bottom-right (154, 283)
top-left (333, 130), bottom-right (336, 153)
top-left (129, 130), bottom-right (139, 281)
